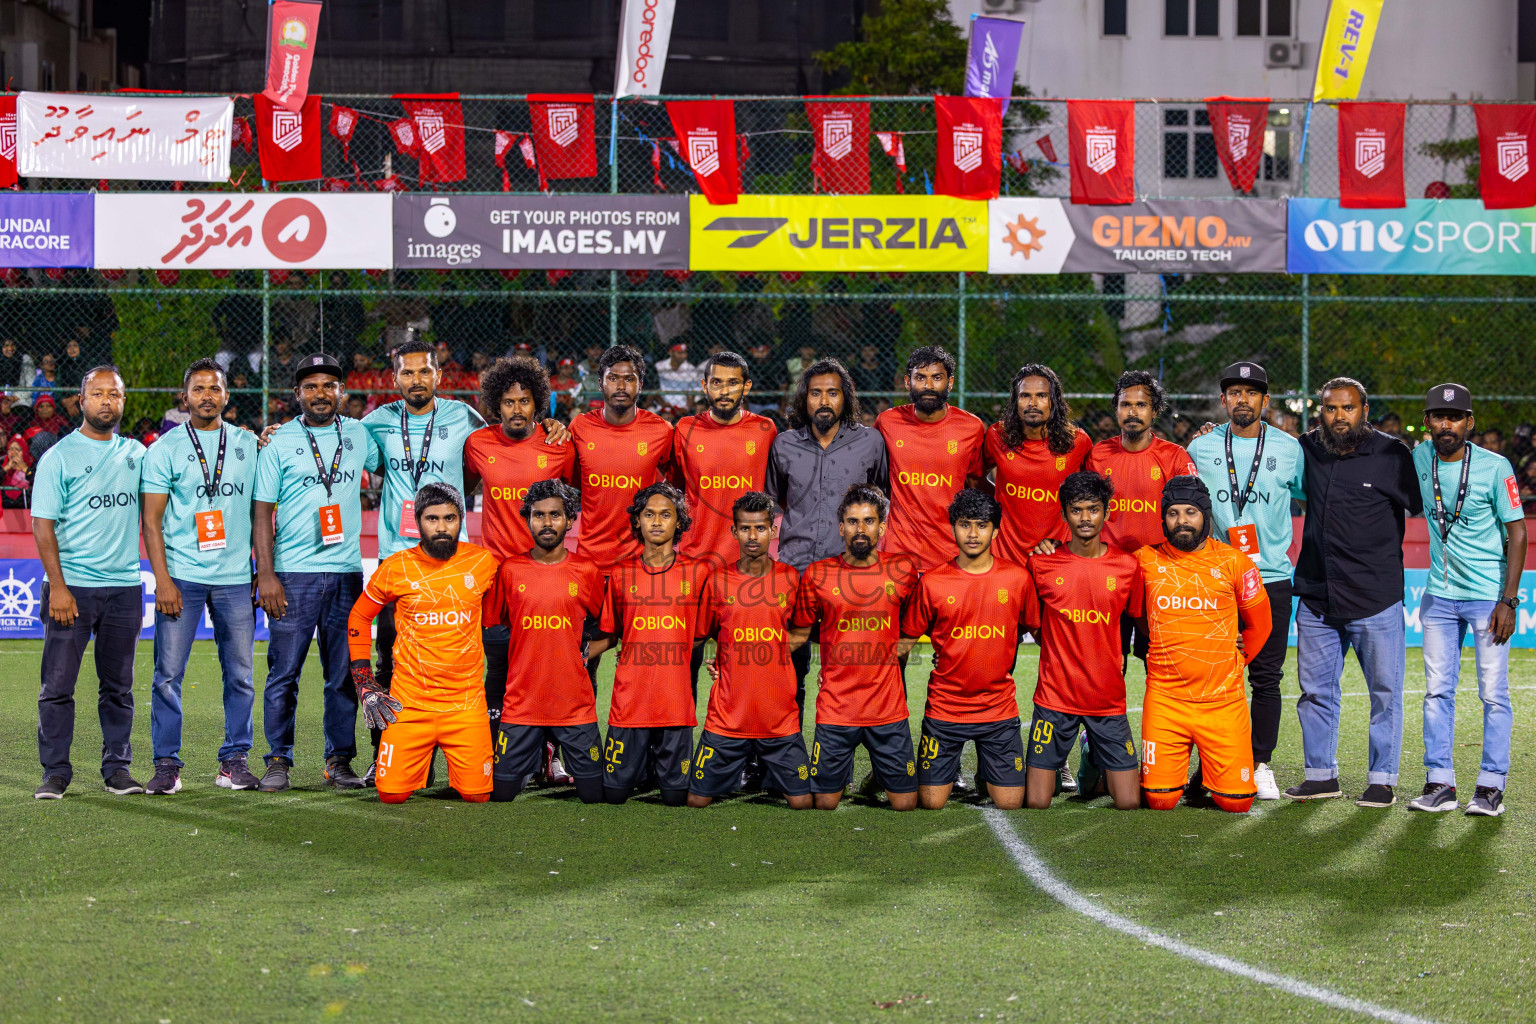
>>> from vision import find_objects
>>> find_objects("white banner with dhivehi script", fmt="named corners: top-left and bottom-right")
top-left (17, 92), bottom-right (232, 182)
top-left (614, 0), bottom-right (676, 98)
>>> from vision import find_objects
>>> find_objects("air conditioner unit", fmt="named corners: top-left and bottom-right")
top-left (980, 0), bottom-right (1025, 13)
top-left (1265, 40), bottom-right (1303, 68)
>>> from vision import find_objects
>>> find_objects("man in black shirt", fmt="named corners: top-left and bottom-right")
top-left (1285, 377), bottom-right (1423, 809)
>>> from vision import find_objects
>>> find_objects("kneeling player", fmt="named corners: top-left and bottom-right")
top-left (1135, 477), bottom-right (1271, 813)
top-left (494, 479), bottom-right (606, 803)
top-left (900, 490), bottom-right (1032, 811)
top-left (589, 482), bottom-right (708, 806)
top-left (689, 493), bottom-right (812, 809)
top-left (792, 484), bottom-right (919, 811)
top-left (348, 484), bottom-right (500, 803)
top-left (1020, 473), bottom-right (1142, 810)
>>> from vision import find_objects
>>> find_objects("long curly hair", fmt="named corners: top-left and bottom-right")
top-left (1000, 363), bottom-right (1076, 455)
top-left (626, 481), bottom-right (691, 542)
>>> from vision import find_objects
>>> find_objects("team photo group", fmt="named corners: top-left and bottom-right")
top-left (30, 338), bottom-right (1518, 818)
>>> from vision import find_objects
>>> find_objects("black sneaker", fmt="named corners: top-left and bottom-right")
top-left (740, 760), bottom-right (765, 794)
top-left (1408, 782), bottom-right (1458, 813)
top-left (103, 769), bottom-right (145, 795)
top-left (33, 776), bottom-right (68, 800)
top-left (1356, 783), bottom-right (1395, 808)
top-left (145, 759), bottom-right (182, 795)
top-left (952, 772), bottom-right (971, 794)
top-left (1465, 786), bottom-right (1506, 817)
top-left (216, 755), bottom-right (260, 790)
top-left (257, 760), bottom-right (291, 793)
top-left (1283, 778), bottom-right (1343, 801)
top-left (324, 756), bottom-right (365, 790)
top-left (362, 759), bottom-right (378, 788)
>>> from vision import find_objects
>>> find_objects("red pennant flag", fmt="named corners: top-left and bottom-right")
top-left (374, 175), bottom-right (406, 193)
top-left (737, 134), bottom-right (751, 165)
top-left (518, 135), bottom-right (537, 170)
top-left (806, 98), bottom-right (871, 195)
top-left (651, 141), bottom-right (666, 191)
top-left (0, 96), bottom-right (17, 189)
top-left (395, 94), bottom-right (467, 183)
top-left (1205, 97), bottom-right (1269, 194)
top-left (262, 0), bottom-right (322, 113)
top-left (528, 94), bottom-right (598, 186)
top-left (1337, 102), bottom-right (1405, 208)
top-left (934, 96), bottom-right (1002, 200)
top-left (1035, 134), bottom-right (1057, 163)
top-left (328, 104), bottom-right (361, 180)
top-left (388, 118), bottom-right (419, 158)
top-left (321, 177), bottom-right (350, 192)
top-left (255, 93), bottom-right (321, 183)
top-left (231, 116), bottom-right (254, 155)
top-left (876, 131), bottom-right (906, 193)
top-left (493, 130), bottom-right (515, 191)
top-left (1474, 104), bottom-right (1536, 210)
top-left (1067, 100), bottom-right (1135, 205)
top-left (665, 100), bottom-right (740, 205)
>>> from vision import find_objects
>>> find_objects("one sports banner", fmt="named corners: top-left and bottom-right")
top-left (964, 16), bottom-right (1024, 116)
top-left (1067, 100), bottom-right (1134, 205)
top-left (262, 0), bottom-right (322, 114)
top-left (395, 94), bottom-right (467, 184)
top-left (665, 100), bottom-right (739, 205)
top-left (17, 92), bottom-right (233, 182)
top-left (806, 98), bottom-right (870, 195)
top-left (527, 94), bottom-right (598, 190)
top-left (934, 95), bottom-right (1003, 201)
top-left (1205, 97), bottom-right (1268, 194)
top-left (1474, 104), bottom-right (1536, 210)
top-left (1312, 0), bottom-right (1385, 102)
top-left (1337, 102), bottom-right (1404, 208)
top-left (254, 93), bottom-right (321, 183)
top-left (0, 95), bottom-right (15, 189)
top-left (615, 0), bottom-right (676, 98)
top-left (988, 198), bottom-right (1286, 275)
top-left (689, 194), bottom-right (987, 272)
top-left (1287, 198), bottom-right (1536, 274)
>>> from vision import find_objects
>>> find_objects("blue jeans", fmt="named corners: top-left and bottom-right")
top-left (1296, 600), bottom-right (1405, 786)
top-left (1420, 594), bottom-right (1512, 790)
top-left (150, 579), bottom-right (256, 767)
top-left (262, 571), bottom-right (362, 766)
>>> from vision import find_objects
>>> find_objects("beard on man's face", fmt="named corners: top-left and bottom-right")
top-left (1318, 416), bottom-right (1372, 455)
top-left (1230, 404), bottom-right (1258, 428)
top-left (1168, 524), bottom-right (1202, 552)
top-left (910, 388), bottom-right (948, 414)
top-left (421, 534), bottom-right (459, 560)
top-left (1432, 430), bottom-right (1466, 457)
top-left (848, 534), bottom-right (874, 559)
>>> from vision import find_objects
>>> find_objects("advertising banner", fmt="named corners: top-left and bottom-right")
top-left (0, 193), bottom-right (94, 266)
top-left (18, 92), bottom-right (232, 182)
top-left (1312, 0), bottom-right (1385, 102)
top-left (262, 0), bottom-right (322, 113)
top-left (689, 194), bottom-right (987, 272)
top-left (1288, 198), bottom-right (1536, 274)
top-left (615, 0), bottom-right (676, 98)
top-left (394, 194), bottom-right (688, 270)
top-left (989, 198), bottom-right (1287, 274)
top-left (95, 193), bottom-right (392, 269)
top-left (964, 16), bottom-right (1024, 116)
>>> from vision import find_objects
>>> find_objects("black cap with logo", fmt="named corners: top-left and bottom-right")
top-left (1218, 361), bottom-right (1269, 393)
top-left (1424, 382), bottom-right (1473, 414)
top-left (293, 353), bottom-right (345, 387)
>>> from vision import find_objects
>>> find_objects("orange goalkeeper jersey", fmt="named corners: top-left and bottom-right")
top-left (348, 543), bottom-right (501, 713)
top-left (1134, 537), bottom-right (1270, 704)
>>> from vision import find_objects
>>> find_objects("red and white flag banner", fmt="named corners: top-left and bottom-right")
top-left (254, 93), bottom-right (321, 183)
top-left (1474, 104), bottom-right (1536, 210)
top-left (806, 98), bottom-right (870, 195)
top-left (328, 104), bottom-right (361, 180)
top-left (665, 100), bottom-right (739, 205)
top-left (1337, 102), bottom-right (1405, 208)
top-left (1067, 99), bottom-right (1135, 205)
top-left (529, 94), bottom-right (598, 190)
top-left (394, 94), bottom-right (467, 183)
top-left (1205, 96), bottom-right (1269, 194)
top-left (876, 131), bottom-right (906, 193)
top-left (262, 0), bottom-right (322, 113)
top-left (0, 96), bottom-right (17, 189)
top-left (934, 95), bottom-right (1002, 201)
top-left (493, 130), bottom-right (516, 191)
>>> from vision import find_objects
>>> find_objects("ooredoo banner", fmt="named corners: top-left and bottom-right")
top-left (1287, 198), bottom-right (1536, 274)
top-left (18, 92), bottom-right (232, 182)
top-left (393, 194), bottom-right (688, 270)
top-left (0, 193), bottom-right (93, 266)
top-left (95, 193), bottom-right (392, 269)
top-left (988, 198), bottom-right (1286, 274)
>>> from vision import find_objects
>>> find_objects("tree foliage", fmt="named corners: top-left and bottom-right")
top-left (816, 0), bottom-right (969, 97)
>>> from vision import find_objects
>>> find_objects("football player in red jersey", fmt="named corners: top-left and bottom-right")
top-left (985, 364), bottom-right (1093, 562)
top-left (1019, 473), bottom-right (1143, 810)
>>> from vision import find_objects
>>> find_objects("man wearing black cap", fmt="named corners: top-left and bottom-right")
top-left (252, 354), bottom-right (383, 793)
top-left (1188, 361), bottom-right (1307, 801)
top-left (1407, 384), bottom-right (1524, 817)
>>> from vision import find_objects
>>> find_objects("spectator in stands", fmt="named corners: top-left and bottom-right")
top-left (432, 339), bottom-right (462, 374)
top-left (655, 341), bottom-right (697, 410)
top-left (1510, 424), bottom-right (1535, 471)
top-left (1521, 460), bottom-right (1536, 511)
top-left (31, 353), bottom-right (58, 399)
top-left (161, 394), bottom-right (192, 433)
top-left (1376, 411), bottom-right (1405, 440)
top-left (0, 393), bottom-right (20, 438)
top-left (56, 339), bottom-right (84, 394)
top-left (1091, 409), bottom-right (1117, 442)
top-left (785, 344), bottom-right (817, 384)
top-left (851, 343), bottom-right (888, 398)
top-left (56, 393), bottom-right (83, 431)
top-left (1172, 416), bottom-right (1195, 447)
top-left (30, 395), bottom-right (69, 438)
top-left (345, 394), bottom-right (368, 420)
top-left (226, 369), bottom-right (261, 425)
top-left (1483, 427), bottom-right (1507, 458)
top-left (0, 338), bottom-right (21, 389)
top-left (1, 433), bottom-right (30, 508)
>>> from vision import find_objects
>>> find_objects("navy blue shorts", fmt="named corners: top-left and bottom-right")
top-left (916, 716), bottom-right (1025, 788)
top-left (690, 729), bottom-right (811, 798)
top-left (809, 721), bottom-right (917, 794)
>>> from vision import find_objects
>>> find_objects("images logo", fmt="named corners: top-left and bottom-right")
top-left (1354, 129), bottom-right (1386, 178)
top-left (1085, 126), bottom-right (1117, 174)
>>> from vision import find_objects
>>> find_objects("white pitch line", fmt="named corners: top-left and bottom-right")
top-left (982, 808), bottom-right (1445, 1024)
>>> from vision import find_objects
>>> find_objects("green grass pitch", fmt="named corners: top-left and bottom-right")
top-left (2, 640), bottom-right (1533, 1024)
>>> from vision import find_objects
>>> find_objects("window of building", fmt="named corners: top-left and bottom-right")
top-left (535, 0), bottom-right (593, 40)
top-left (760, 1), bottom-right (809, 44)
top-left (1166, 0), bottom-right (1219, 36)
top-left (1163, 108), bottom-right (1218, 179)
top-left (1165, 0), bottom-right (1188, 36)
top-left (1267, 0), bottom-right (1292, 37)
top-left (1236, 0), bottom-right (1261, 35)
top-left (675, 0), bottom-right (729, 41)
top-left (1103, 0), bottom-right (1128, 36)
top-left (1237, 0), bottom-right (1292, 37)
top-left (326, 0), bottom-right (405, 42)
top-left (1262, 108), bottom-right (1293, 182)
top-left (1195, 0), bottom-right (1220, 36)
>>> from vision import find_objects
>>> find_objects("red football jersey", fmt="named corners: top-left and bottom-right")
top-left (462, 424), bottom-right (575, 561)
top-left (1086, 436), bottom-right (1198, 552)
top-left (498, 553), bottom-right (604, 726)
top-left (672, 411), bottom-right (777, 567)
top-left (698, 562), bottom-right (801, 738)
top-left (791, 554), bottom-right (918, 727)
top-left (877, 404), bottom-right (987, 571)
top-left (984, 424), bottom-right (1092, 562)
top-left (900, 558), bottom-right (1032, 723)
top-left (600, 555), bottom-right (709, 729)
top-left (570, 409), bottom-right (675, 570)
top-left (1020, 546), bottom-right (1143, 716)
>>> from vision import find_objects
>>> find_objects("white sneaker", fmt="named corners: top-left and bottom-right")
top-left (1253, 763), bottom-right (1280, 801)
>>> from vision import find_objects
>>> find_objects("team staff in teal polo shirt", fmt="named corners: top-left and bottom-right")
top-left (141, 358), bottom-right (261, 795)
top-left (1407, 383), bottom-right (1525, 818)
top-left (253, 354), bottom-right (382, 794)
top-left (32, 366), bottom-right (147, 800)
top-left (1188, 361), bottom-right (1306, 802)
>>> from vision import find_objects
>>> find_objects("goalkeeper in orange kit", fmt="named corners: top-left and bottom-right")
top-left (347, 483), bottom-right (501, 803)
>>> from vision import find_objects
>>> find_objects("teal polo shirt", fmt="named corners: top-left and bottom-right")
top-left (1189, 423), bottom-right (1307, 584)
top-left (141, 423), bottom-right (259, 586)
top-left (253, 417), bottom-right (382, 574)
top-left (361, 397), bottom-right (484, 559)
top-left (1413, 441), bottom-right (1524, 601)
top-left (31, 431), bottom-right (145, 587)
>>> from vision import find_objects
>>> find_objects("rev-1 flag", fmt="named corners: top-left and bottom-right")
top-left (1337, 102), bottom-right (1404, 208)
top-left (934, 95), bottom-right (1002, 201)
top-left (1474, 104), bottom-right (1536, 210)
top-left (254, 93), bottom-right (321, 183)
top-left (262, 0), bottom-right (322, 113)
top-left (1067, 100), bottom-right (1135, 205)
top-left (1205, 97), bottom-right (1269, 194)
top-left (665, 100), bottom-right (739, 205)
top-left (806, 98), bottom-right (870, 195)
top-left (395, 94), bottom-right (467, 183)
top-left (528, 94), bottom-right (598, 189)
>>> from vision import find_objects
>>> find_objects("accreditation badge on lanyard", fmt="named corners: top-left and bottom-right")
top-left (397, 405), bottom-right (437, 540)
top-left (304, 421), bottom-right (348, 547)
top-left (1225, 425), bottom-right (1265, 558)
top-left (186, 424), bottom-right (228, 551)
top-left (1432, 447), bottom-right (1473, 585)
